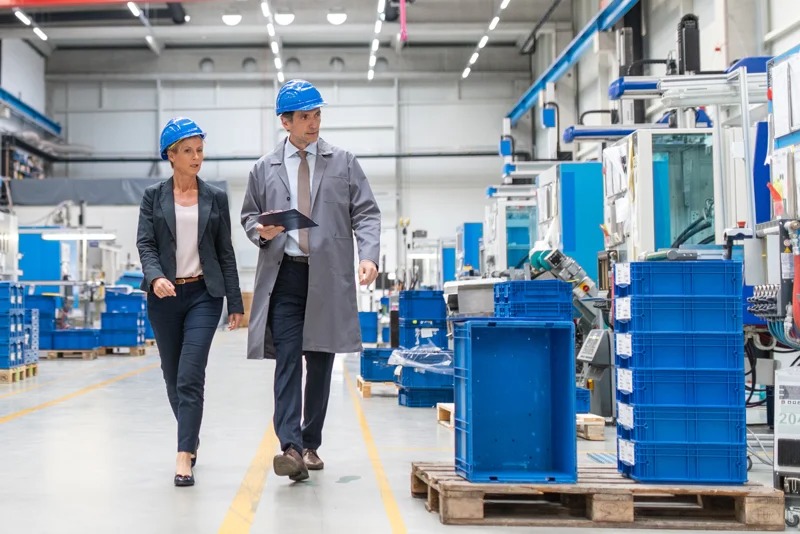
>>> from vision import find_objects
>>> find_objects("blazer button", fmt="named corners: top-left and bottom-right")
top-left (286, 196), bottom-right (290, 201)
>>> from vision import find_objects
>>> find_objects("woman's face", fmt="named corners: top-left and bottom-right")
top-left (169, 136), bottom-right (204, 176)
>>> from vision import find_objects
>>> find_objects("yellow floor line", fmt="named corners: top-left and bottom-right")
top-left (218, 422), bottom-right (279, 533)
top-left (0, 362), bottom-right (160, 425)
top-left (343, 368), bottom-right (407, 534)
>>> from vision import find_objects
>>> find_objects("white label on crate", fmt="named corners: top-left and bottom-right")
top-left (615, 263), bottom-right (631, 286)
top-left (617, 368), bottom-right (633, 393)
top-left (618, 402), bottom-right (634, 429)
top-left (420, 328), bottom-right (436, 338)
top-left (619, 438), bottom-right (636, 466)
top-left (615, 297), bottom-right (632, 321)
top-left (616, 333), bottom-right (633, 357)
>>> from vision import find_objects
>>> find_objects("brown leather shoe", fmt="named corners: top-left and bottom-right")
top-left (303, 449), bottom-right (324, 470)
top-left (273, 448), bottom-right (309, 481)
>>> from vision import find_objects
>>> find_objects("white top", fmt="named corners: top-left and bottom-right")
top-left (283, 138), bottom-right (318, 257)
top-left (175, 203), bottom-right (202, 278)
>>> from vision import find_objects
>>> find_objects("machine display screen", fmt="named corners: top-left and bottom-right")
top-left (506, 205), bottom-right (537, 269)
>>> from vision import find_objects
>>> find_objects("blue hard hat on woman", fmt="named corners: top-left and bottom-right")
top-left (159, 117), bottom-right (206, 160)
top-left (275, 79), bottom-right (327, 115)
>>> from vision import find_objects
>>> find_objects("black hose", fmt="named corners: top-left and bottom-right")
top-left (671, 218), bottom-right (705, 248)
top-left (672, 220), bottom-right (712, 248)
top-left (699, 235), bottom-right (715, 245)
top-left (626, 58), bottom-right (671, 76)
top-left (579, 110), bottom-right (618, 125)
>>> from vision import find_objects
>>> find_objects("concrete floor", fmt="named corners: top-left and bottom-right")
top-left (0, 329), bottom-right (776, 534)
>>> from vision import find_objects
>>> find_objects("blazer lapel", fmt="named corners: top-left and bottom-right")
top-left (269, 139), bottom-right (291, 194)
top-left (310, 138), bottom-right (334, 212)
top-left (197, 178), bottom-right (213, 241)
top-left (160, 178), bottom-right (176, 241)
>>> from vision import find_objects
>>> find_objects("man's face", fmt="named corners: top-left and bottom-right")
top-left (282, 108), bottom-right (322, 146)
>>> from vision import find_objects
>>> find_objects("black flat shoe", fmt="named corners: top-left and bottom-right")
top-left (192, 438), bottom-right (199, 468)
top-left (174, 473), bottom-right (195, 487)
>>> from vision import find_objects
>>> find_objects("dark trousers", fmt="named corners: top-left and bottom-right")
top-left (147, 280), bottom-right (223, 453)
top-left (269, 259), bottom-right (335, 455)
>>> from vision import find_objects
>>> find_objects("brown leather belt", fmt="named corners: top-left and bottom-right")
top-left (284, 254), bottom-right (309, 264)
top-left (175, 275), bottom-right (204, 285)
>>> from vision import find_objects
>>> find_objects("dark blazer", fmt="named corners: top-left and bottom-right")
top-left (136, 177), bottom-right (244, 315)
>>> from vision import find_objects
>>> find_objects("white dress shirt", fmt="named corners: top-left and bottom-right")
top-left (175, 203), bottom-right (203, 278)
top-left (283, 139), bottom-right (317, 257)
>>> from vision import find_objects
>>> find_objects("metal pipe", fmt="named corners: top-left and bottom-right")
top-left (711, 104), bottom-right (728, 229)
top-left (733, 66), bottom-right (758, 227)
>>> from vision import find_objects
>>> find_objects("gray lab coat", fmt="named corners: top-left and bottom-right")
top-left (240, 137), bottom-right (381, 359)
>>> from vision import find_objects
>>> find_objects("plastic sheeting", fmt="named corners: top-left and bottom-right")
top-left (388, 342), bottom-right (454, 375)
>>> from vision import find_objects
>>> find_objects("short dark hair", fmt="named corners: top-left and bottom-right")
top-left (281, 111), bottom-right (295, 121)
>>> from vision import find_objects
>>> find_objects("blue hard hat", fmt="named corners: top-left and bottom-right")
top-left (276, 79), bottom-right (327, 115)
top-left (159, 117), bottom-right (206, 160)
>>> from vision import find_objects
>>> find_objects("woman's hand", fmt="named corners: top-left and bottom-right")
top-left (228, 313), bottom-right (244, 330)
top-left (152, 277), bottom-right (177, 299)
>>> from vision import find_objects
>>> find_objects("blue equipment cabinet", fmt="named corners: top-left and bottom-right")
top-left (19, 227), bottom-right (78, 294)
top-left (441, 246), bottom-right (456, 284)
top-left (456, 223), bottom-right (482, 276)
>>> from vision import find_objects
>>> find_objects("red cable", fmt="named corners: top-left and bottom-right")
top-left (793, 254), bottom-right (800, 332)
top-left (399, 0), bottom-right (408, 41)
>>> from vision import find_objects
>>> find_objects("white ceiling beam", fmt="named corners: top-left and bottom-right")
top-left (46, 71), bottom-right (527, 82)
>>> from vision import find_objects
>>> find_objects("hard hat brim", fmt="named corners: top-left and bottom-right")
top-left (276, 100), bottom-right (327, 115)
top-left (160, 132), bottom-right (206, 160)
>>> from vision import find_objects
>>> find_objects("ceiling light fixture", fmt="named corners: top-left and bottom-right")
top-left (367, 0), bottom-right (385, 82)
top-left (377, 0), bottom-right (386, 14)
top-left (368, 70), bottom-right (375, 81)
top-left (267, 22), bottom-right (276, 37)
top-left (369, 55), bottom-right (377, 67)
top-left (274, 12), bottom-right (295, 26)
top-left (274, 57), bottom-right (282, 70)
top-left (260, 1), bottom-right (271, 18)
top-left (222, 13), bottom-right (242, 26)
top-left (41, 231), bottom-right (116, 241)
top-left (262, 1), bottom-right (285, 86)
top-left (13, 9), bottom-right (31, 26)
top-left (184, 15), bottom-right (191, 22)
top-left (271, 41), bottom-right (279, 54)
top-left (371, 38), bottom-right (379, 51)
top-left (374, 20), bottom-right (382, 34)
top-left (277, 71), bottom-right (285, 83)
top-left (127, 1), bottom-right (141, 17)
top-left (461, 0), bottom-right (511, 81)
top-left (327, 11), bottom-right (347, 25)
top-left (33, 27), bottom-right (48, 41)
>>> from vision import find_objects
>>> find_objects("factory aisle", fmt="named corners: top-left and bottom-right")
top-left (0, 330), bottom-right (772, 534)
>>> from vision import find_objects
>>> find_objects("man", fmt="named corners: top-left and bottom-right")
top-left (241, 79), bottom-right (381, 482)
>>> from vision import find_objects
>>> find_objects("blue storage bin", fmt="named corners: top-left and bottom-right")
top-left (617, 403), bottom-right (745, 443)
top-left (495, 301), bottom-right (573, 321)
top-left (494, 280), bottom-right (572, 304)
top-left (398, 290), bottom-right (446, 321)
top-left (25, 295), bottom-right (62, 317)
top-left (399, 320), bottom-right (447, 348)
top-left (145, 316), bottom-right (154, 340)
top-left (360, 348), bottom-right (395, 382)
top-left (106, 293), bottom-right (147, 313)
top-left (576, 387), bottom-right (590, 414)
top-left (454, 320), bottom-right (576, 484)
top-left (51, 329), bottom-right (101, 350)
top-left (614, 261), bottom-right (742, 297)
top-left (0, 340), bottom-right (23, 367)
top-left (0, 282), bottom-right (24, 312)
top-left (359, 311), bottom-right (379, 343)
top-left (38, 332), bottom-right (53, 351)
top-left (618, 439), bottom-right (746, 484)
top-left (614, 296), bottom-right (742, 333)
top-left (398, 366), bottom-right (453, 389)
top-left (101, 330), bottom-right (145, 348)
top-left (101, 312), bottom-right (145, 331)
top-left (398, 387), bottom-right (453, 408)
top-left (382, 326), bottom-right (390, 343)
top-left (616, 368), bottom-right (744, 407)
top-left (615, 331), bottom-right (744, 370)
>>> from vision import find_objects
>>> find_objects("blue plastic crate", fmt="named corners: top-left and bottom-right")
top-left (618, 439), bottom-right (746, 484)
top-left (576, 387), bottom-right (591, 414)
top-left (145, 316), bottom-right (154, 340)
top-left (0, 341), bottom-right (23, 366)
top-left (398, 366), bottom-right (453, 389)
top-left (101, 312), bottom-right (145, 331)
top-left (51, 329), bottom-right (101, 350)
top-left (616, 368), bottom-right (744, 407)
top-left (399, 320), bottom-right (447, 348)
top-left (382, 326), bottom-right (390, 344)
top-left (615, 332), bottom-right (744, 370)
top-left (495, 301), bottom-right (573, 321)
top-left (0, 282), bottom-right (24, 312)
top-left (101, 330), bottom-right (145, 348)
top-left (38, 332), bottom-right (53, 351)
top-left (360, 348), bottom-right (395, 382)
top-left (398, 387), bottom-right (453, 408)
top-left (617, 403), bottom-right (745, 443)
top-left (359, 311), bottom-right (379, 343)
top-left (25, 295), bottom-right (62, 317)
top-left (24, 349), bottom-right (38, 364)
top-left (614, 296), bottom-right (742, 333)
top-left (454, 320), bottom-right (577, 484)
top-left (398, 290), bottom-right (446, 322)
top-left (106, 293), bottom-right (147, 313)
top-left (614, 261), bottom-right (742, 297)
top-left (494, 280), bottom-right (572, 304)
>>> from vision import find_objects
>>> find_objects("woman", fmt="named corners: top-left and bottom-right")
top-left (136, 117), bottom-right (244, 487)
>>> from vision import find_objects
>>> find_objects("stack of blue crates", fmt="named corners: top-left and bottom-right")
top-left (359, 347), bottom-right (395, 382)
top-left (397, 363), bottom-right (454, 408)
top-left (613, 261), bottom-right (747, 484)
top-left (0, 283), bottom-right (26, 371)
top-left (102, 292), bottom-right (147, 348)
top-left (398, 290), bottom-right (447, 348)
top-left (25, 294), bottom-right (61, 351)
top-left (358, 311), bottom-right (379, 343)
top-left (24, 308), bottom-right (39, 364)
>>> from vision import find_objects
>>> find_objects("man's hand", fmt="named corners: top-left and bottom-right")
top-left (152, 277), bottom-right (177, 299)
top-left (256, 223), bottom-right (284, 241)
top-left (228, 313), bottom-right (244, 330)
top-left (358, 260), bottom-right (378, 286)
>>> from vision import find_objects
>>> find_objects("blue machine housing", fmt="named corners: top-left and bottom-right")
top-left (442, 247), bottom-right (456, 284)
top-left (458, 223), bottom-right (483, 274)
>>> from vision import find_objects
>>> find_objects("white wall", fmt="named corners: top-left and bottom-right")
top-left (767, 0), bottom-right (800, 55)
top-left (1, 39), bottom-right (45, 112)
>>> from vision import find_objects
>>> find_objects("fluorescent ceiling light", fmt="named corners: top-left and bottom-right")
top-left (267, 23), bottom-right (276, 37)
top-left (271, 41), bottom-right (279, 54)
top-left (371, 38), bottom-right (379, 51)
top-left (13, 9), bottom-right (31, 26)
top-left (500, 0), bottom-right (511, 9)
top-left (274, 12), bottom-right (295, 25)
top-left (374, 20), bottom-right (382, 33)
top-left (260, 1), bottom-right (271, 18)
top-left (377, 0), bottom-right (386, 14)
top-left (274, 57), bottom-right (282, 69)
top-left (478, 35), bottom-right (488, 48)
top-left (369, 55), bottom-right (377, 67)
top-left (489, 16), bottom-right (499, 31)
top-left (222, 13), bottom-right (242, 26)
top-left (368, 70), bottom-right (375, 81)
top-left (327, 12), bottom-right (347, 25)
top-left (469, 52), bottom-right (479, 64)
top-left (462, 67), bottom-right (471, 79)
top-left (127, 2), bottom-right (141, 17)
top-left (33, 27), bottom-right (48, 41)
top-left (184, 15), bottom-right (191, 22)
top-left (41, 232), bottom-right (116, 241)
top-left (277, 71), bottom-right (285, 83)
top-left (145, 35), bottom-right (154, 45)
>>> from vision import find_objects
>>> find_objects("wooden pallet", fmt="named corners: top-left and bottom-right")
top-left (145, 339), bottom-right (156, 347)
top-left (410, 462), bottom-right (784, 530)
top-left (577, 414), bottom-right (606, 441)
top-left (356, 375), bottom-right (397, 398)
top-left (437, 403), bottom-right (455, 429)
top-left (0, 366), bottom-right (24, 384)
top-left (46, 350), bottom-right (98, 361)
top-left (24, 363), bottom-right (38, 379)
top-left (101, 346), bottom-right (146, 357)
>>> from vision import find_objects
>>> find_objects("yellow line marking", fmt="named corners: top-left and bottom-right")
top-left (218, 423), bottom-right (279, 533)
top-left (0, 363), bottom-right (159, 425)
top-left (344, 368), bottom-right (407, 534)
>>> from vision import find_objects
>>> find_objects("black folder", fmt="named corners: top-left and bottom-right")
top-left (257, 209), bottom-right (318, 231)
